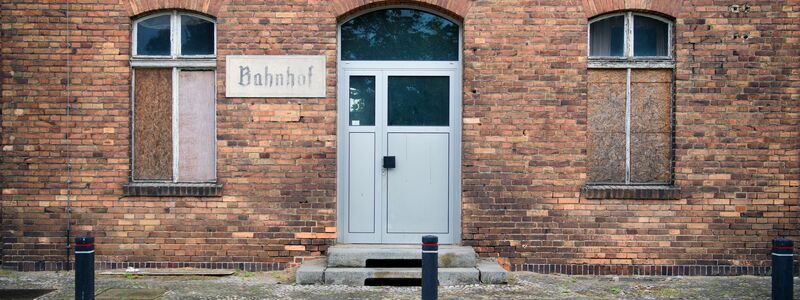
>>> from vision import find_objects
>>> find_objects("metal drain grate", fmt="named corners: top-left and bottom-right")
top-left (365, 259), bottom-right (421, 268)
top-left (0, 289), bottom-right (56, 300)
top-left (364, 278), bottom-right (421, 286)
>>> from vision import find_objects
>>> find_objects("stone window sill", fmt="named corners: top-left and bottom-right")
top-left (581, 184), bottom-right (680, 200)
top-left (124, 182), bottom-right (223, 197)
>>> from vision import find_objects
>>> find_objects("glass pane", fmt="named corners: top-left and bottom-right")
top-left (341, 8), bottom-right (459, 61)
top-left (349, 76), bottom-right (375, 126)
top-left (634, 15), bottom-right (669, 57)
top-left (388, 76), bottom-right (449, 126)
top-left (589, 15), bottom-right (624, 57)
top-left (181, 15), bottom-right (215, 55)
top-left (136, 15), bottom-right (171, 56)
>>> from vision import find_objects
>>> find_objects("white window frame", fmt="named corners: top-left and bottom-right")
top-left (588, 12), bottom-right (674, 69)
top-left (130, 11), bottom-right (218, 183)
top-left (587, 12), bottom-right (675, 185)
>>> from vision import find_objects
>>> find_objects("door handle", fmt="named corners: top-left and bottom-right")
top-left (383, 156), bottom-right (396, 169)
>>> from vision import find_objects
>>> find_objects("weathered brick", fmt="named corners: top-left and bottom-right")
top-left (0, 0), bottom-right (797, 275)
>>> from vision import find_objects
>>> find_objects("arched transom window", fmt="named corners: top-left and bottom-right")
top-left (340, 8), bottom-right (459, 61)
top-left (589, 12), bottom-right (672, 59)
top-left (133, 11), bottom-right (215, 57)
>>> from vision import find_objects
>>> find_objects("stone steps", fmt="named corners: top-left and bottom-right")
top-left (327, 244), bottom-right (477, 268)
top-left (295, 244), bottom-right (508, 286)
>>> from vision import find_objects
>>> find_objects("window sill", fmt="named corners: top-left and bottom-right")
top-left (588, 58), bottom-right (675, 69)
top-left (581, 184), bottom-right (680, 200)
top-left (124, 182), bottom-right (223, 197)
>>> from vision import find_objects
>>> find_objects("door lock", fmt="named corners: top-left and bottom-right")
top-left (383, 156), bottom-right (396, 169)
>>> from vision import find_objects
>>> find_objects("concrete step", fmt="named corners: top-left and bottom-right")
top-left (295, 258), bottom-right (508, 285)
top-left (326, 244), bottom-right (477, 268)
top-left (323, 267), bottom-right (480, 286)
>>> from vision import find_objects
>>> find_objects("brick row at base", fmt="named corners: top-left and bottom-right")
top-left (2, 261), bottom-right (287, 272)
top-left (510, 264), bottom-right (800, 276)
top-left (8, 260), bottom-right (799, 277)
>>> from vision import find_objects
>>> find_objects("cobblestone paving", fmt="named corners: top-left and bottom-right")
top-left (0, 269), bottom-right (797, 299)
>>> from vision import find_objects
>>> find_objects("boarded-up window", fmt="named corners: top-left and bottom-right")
top-left (132, 12), bottom-right (217, 184)
top-left (133, 68), bottom-right (173, 180)
top-left (587, 69), bottom-right (672, 184)
top-left (177, 70), bottom-right (216, 182)
top-left (630, 69), bottom-right (671, 183)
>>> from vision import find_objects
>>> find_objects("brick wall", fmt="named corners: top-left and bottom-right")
top-left (1, 0), bottom-right (798, 274)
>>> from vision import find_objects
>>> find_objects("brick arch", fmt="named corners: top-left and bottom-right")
top-left (123, 0), bottom-right (227, 17)
top-left (581, 0), bottom-right (679, 18)
top-left (330, 0), bottom-right (472, 21)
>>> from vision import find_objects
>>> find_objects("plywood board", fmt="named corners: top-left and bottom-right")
top-left (630, 133), bottom-right (671, 183)
top-left (587, 132), bottom-right (626, 182)
top-left (177, 70), bottom-right (216, 182)
top-left (133, 68), bottom-right (173, 180)
top-left (587, 69), bottom-right (627, 133)
top-left (630, 81), bottom-right (671, 133)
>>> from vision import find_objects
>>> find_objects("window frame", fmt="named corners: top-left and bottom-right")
top-left (130, 10), bottom-right (218, 184)
top-left (588, 12), bottom-right (674, 69)
top-left (586, 12), bottom-right (676, 187)
top-left (132, 11), bottom-right (217, 59)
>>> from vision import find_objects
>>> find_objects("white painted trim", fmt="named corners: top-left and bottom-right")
top-left (772, 253), bottom-right (794, 257)
top-left (172, 68), bottom-right (180, 182)
top-left (130, 68), bottom-right (136, 181)
top-left (130, 59), bottom-right (216, 68)
top-left (625, 12), bottom-right (633, 58)
top-left (588, 60), bottom-right (675, 69)
top-left (625, 68), bottom-right (631, 183)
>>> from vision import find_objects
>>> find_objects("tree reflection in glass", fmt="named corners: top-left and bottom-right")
top-left (388, 76), bottom-right (449, 126)
top-left (349, 76), bottom-right (375, 126)
top-left (341, 8), bottom-right (459, 61)
top-left (137, 15), bottom-right (171, 56)
top-left (181, 15), bottom-right (214, 55)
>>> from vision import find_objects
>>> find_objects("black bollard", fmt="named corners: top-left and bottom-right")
top-left (422, 235), bottom-right (438, 300)
top-left (75, 236), bottom-right (95, 300)
top-left (772, 237), bottom-right (794, 300)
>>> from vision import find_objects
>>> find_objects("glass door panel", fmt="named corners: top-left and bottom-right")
top-left (387, 76), bottom-right (449, 126)
top-left (349, 76), bottom-right (376, 126)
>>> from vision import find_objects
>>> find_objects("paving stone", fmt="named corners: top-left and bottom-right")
top-left (295, 259), bottom-right (326, 285)
top-left (96, 288), bottom-right (166, 300)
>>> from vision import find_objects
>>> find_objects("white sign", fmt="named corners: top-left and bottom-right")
top-left (226, 55), bottom-right (326, 98)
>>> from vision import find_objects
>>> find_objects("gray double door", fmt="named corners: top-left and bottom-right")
top-left (338, 63), bottom-right (460, 244)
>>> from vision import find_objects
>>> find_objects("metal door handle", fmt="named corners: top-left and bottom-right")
top-left (383, 156), bottom-right (396, 169)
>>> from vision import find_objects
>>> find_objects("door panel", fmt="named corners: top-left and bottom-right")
top-left (339, 68), bottom-right (458, 244)
top-left (348, 132), bottom-right (376, 233)
top-left (386, 133), bottom-right (450, 234)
